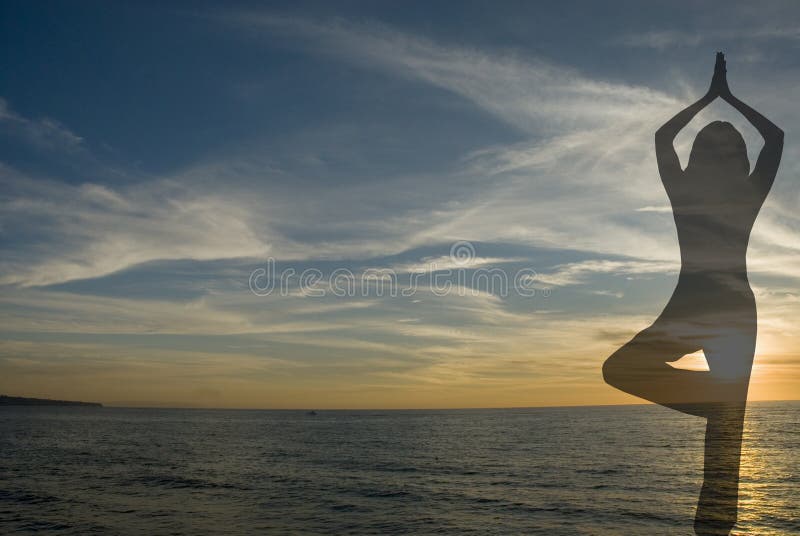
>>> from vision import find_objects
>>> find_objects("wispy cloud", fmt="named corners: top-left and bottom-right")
top-left (215, 13), bottom-right (691, 263)
top-left (534, 259), bottom-right (679, 287)
top-left (617, 26), bottom-right (800, 50)
top-left (227, 13), bottom-right (677, 135)
top-left (0, 97), bottom-right (84, 152)
top-left (635, 205), bottom-right (672, 213)
top-left (0, 165), bottom-right (270, 286)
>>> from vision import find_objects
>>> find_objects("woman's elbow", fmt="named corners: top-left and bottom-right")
top-left (655, 128), bottom-right (674, 146)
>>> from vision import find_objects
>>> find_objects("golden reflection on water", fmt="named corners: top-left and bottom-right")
top-left (732, 403), bottom-right (798, 535)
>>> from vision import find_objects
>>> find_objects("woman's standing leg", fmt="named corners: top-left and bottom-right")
top-left (693, 322), bottom-right (755, 534)
top-left (694, 401), bottom-right (747, 535)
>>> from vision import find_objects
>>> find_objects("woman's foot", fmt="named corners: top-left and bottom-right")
top-left (694, 481), bottom-right (738, 535)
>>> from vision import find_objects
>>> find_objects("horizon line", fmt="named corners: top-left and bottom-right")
top-left (97, 398), bottom-right (800, 411)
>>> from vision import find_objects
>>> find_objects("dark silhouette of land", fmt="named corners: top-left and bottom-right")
top-left (603, 52), bottom-right (783, 535)
top-left (0, 395), bottom-right (102, 407)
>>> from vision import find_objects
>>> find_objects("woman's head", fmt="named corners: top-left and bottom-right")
top-left (687, 121), bottom-right (750, 176)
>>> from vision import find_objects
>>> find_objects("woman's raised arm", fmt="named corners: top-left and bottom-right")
top-left (654, 53), bottom-right (723, 177)
top-left (655, 93), bottom-right (715, 177)
top-left (720, 93), bottom-right (784, 190)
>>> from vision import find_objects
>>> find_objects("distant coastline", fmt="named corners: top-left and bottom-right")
top-left (0, 395), bottom-right (102, 407)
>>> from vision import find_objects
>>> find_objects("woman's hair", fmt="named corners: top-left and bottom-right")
top-left (686, 121), bottom-right (750, 176)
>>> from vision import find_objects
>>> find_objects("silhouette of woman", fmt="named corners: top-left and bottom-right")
top-left (602, 53), bottom-right (783, 535)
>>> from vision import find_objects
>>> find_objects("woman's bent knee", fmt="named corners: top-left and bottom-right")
top-left (602, 351), bottom-right (632, 391)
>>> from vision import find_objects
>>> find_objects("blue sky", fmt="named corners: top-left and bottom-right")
top-left (2, 1), bottom-right (800, 407)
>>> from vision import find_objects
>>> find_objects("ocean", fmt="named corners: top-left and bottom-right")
top-left (1, 402), bottom-right (798, 535)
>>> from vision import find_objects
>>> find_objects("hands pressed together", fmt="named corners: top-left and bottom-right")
top-left (708, 51), bottom-right (732, 100)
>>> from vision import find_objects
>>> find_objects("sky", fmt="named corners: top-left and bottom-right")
top-left (1, 0), bottom-right (800, 408)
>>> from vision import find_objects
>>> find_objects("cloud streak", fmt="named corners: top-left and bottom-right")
top-left (0, 164), bottom-right (270, 286)
top-left (0, 97), bottom-right (84, 152)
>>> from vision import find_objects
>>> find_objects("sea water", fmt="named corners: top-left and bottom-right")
top-left (1, 402), bottom-right (798, 534)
